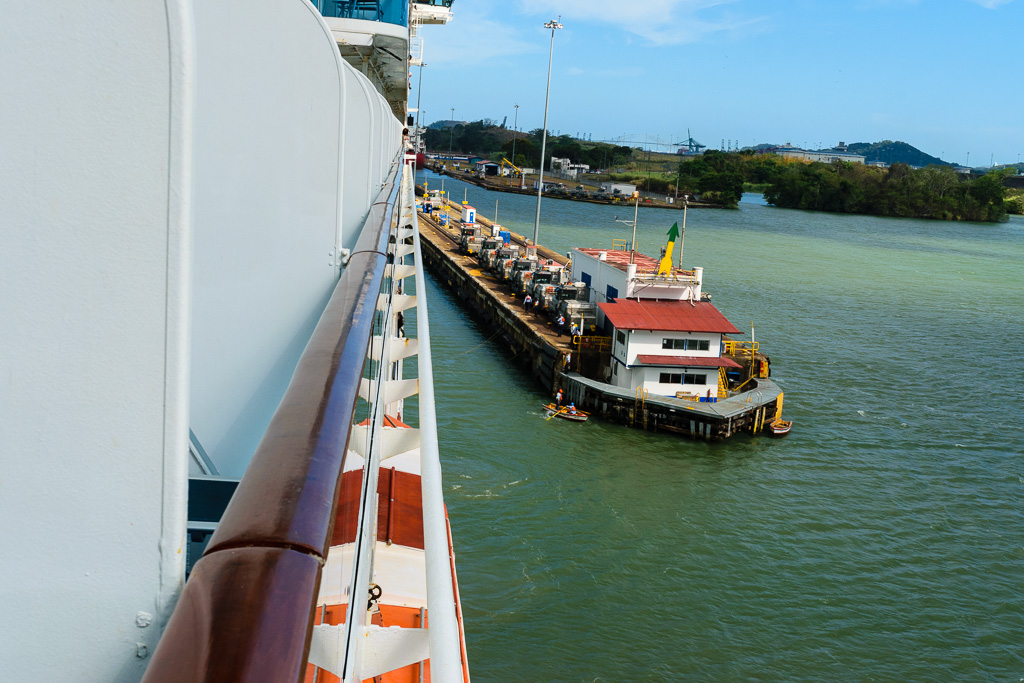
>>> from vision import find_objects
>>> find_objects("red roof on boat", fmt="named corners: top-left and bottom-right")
top-left (600, 300), bottom-right (741, 334)
top-left (634, 354), bottom-right (742, 368)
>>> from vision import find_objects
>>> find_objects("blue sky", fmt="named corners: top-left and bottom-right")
top-left (416, 0), bottom-right (1023, 167)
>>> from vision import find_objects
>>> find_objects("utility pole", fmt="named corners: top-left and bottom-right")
top-left (674, 160), bottom-right (681, 204)
top-left (415, 63), bottom-right (427, 129)
top-left (448, 107), bottom-right (455, 164)
top-left (630, 192), bottom-right (639, 264)
top-left (678, 199), bottom-right (687, 269)
top-left (533, 18), bottom-right (563, 246)
top-left (511, 103), bottom-right (519, 184)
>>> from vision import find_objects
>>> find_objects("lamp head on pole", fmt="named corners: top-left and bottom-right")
top-left (545, 18), bottom-right (563, 30)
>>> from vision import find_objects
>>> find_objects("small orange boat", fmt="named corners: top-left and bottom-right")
top-left (543, 403), bottom-right (589, 422)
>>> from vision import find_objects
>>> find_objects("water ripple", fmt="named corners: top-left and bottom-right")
top-left (420, 172), bottom-right (1024, 681)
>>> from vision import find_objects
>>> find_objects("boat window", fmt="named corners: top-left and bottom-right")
top-left (660, 372), bottom-right (682, 384)
top-left (683, 373), bottom-right (707, 385)
top-left (616, 331), bottom-right (626, 345)
top-left (662, 338), bottom-right (709, 351)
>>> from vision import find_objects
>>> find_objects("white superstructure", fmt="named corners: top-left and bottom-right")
top-left (571, 247), bottom-right (704, 317)
top-left (569, 245), bottom-right (739, 401)
top-left (0, 1), bottom-right (461, 680)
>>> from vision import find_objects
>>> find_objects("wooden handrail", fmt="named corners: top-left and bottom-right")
top-left (142, 157), bottom-right (403, 682)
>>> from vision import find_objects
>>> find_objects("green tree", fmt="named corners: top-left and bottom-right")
top-left (698, 171), bottom-right (744, 207)
top-left (611, 146), bottom-right (633, 164)
top-left (502, 137), bottom-right (537, 166)
top-left (764, 159), bottom-right (1007, 222)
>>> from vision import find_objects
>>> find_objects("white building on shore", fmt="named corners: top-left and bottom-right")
top-left (776, 142), bottom-right (865, 165)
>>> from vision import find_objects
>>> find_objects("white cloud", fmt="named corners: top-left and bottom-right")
top-left (517, 0), bottom-right (767, 45)
top-left (965, 0), bottom-right (1013, 7)
top-left (420, 5), bottom-right (541, 65)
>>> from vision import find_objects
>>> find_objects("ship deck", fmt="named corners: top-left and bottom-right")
top-left (564, 371), bottom-right (782, 419)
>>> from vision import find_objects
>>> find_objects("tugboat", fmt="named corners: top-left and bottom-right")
top-left (555, 218), bottom-right (790, 440)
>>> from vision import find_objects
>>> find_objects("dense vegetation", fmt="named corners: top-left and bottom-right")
top-left (666, 152), bottom-right (1009, 219)
top-left (1006, 188), bottom-right (1024, 215)
top-left (764, 162), bottom-right (1009, 221)
top-left (422, 119), bottom-right (632, 169)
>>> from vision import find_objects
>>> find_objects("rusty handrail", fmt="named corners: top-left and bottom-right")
top-left (142, 156), bottom-right (403, 682)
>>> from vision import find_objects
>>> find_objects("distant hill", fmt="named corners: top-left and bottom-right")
top-left (846, 141), bottom-right (948, 167)
top-left (745, 140), bottom-right (949, 167)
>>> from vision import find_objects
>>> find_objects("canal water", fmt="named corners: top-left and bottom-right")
top-left (417, 171), bottom-right (1024, 680)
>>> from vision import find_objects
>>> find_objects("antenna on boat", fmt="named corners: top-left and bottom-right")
top-left (611, 192), bottom-right (641, 263)
top-left (678, 198), bottom-right (687, 269)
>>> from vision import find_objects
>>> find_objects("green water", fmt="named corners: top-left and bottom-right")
top-left (419, 171), bottom-right (1024, 680)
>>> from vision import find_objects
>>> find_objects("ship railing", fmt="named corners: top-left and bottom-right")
top-left (724, 339), bottom-right (759, 356)
top-left (572, 335), bottom-right (613, 352)
top-left (312, 161), bottom-right (464, 681)
top-left (142, 154), bottom-right (463, 682)
top-left (632, 269), bottom-right (698, 285)
top-left (404, 164), bottom-right (468, 681)
top-left (315, 0), bottom-right (409, 26)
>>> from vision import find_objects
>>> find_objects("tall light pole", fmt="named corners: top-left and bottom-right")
top-left (449, 107), bottom-right (455, 164)
top-left (533, 17), bottom-right (563, 246)
top-left (510, 104), bottom-right (520, 187)
top-left (511, 104), bottom-right (520, 164)
top-left (415, 63), bottom-right (427, 129)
